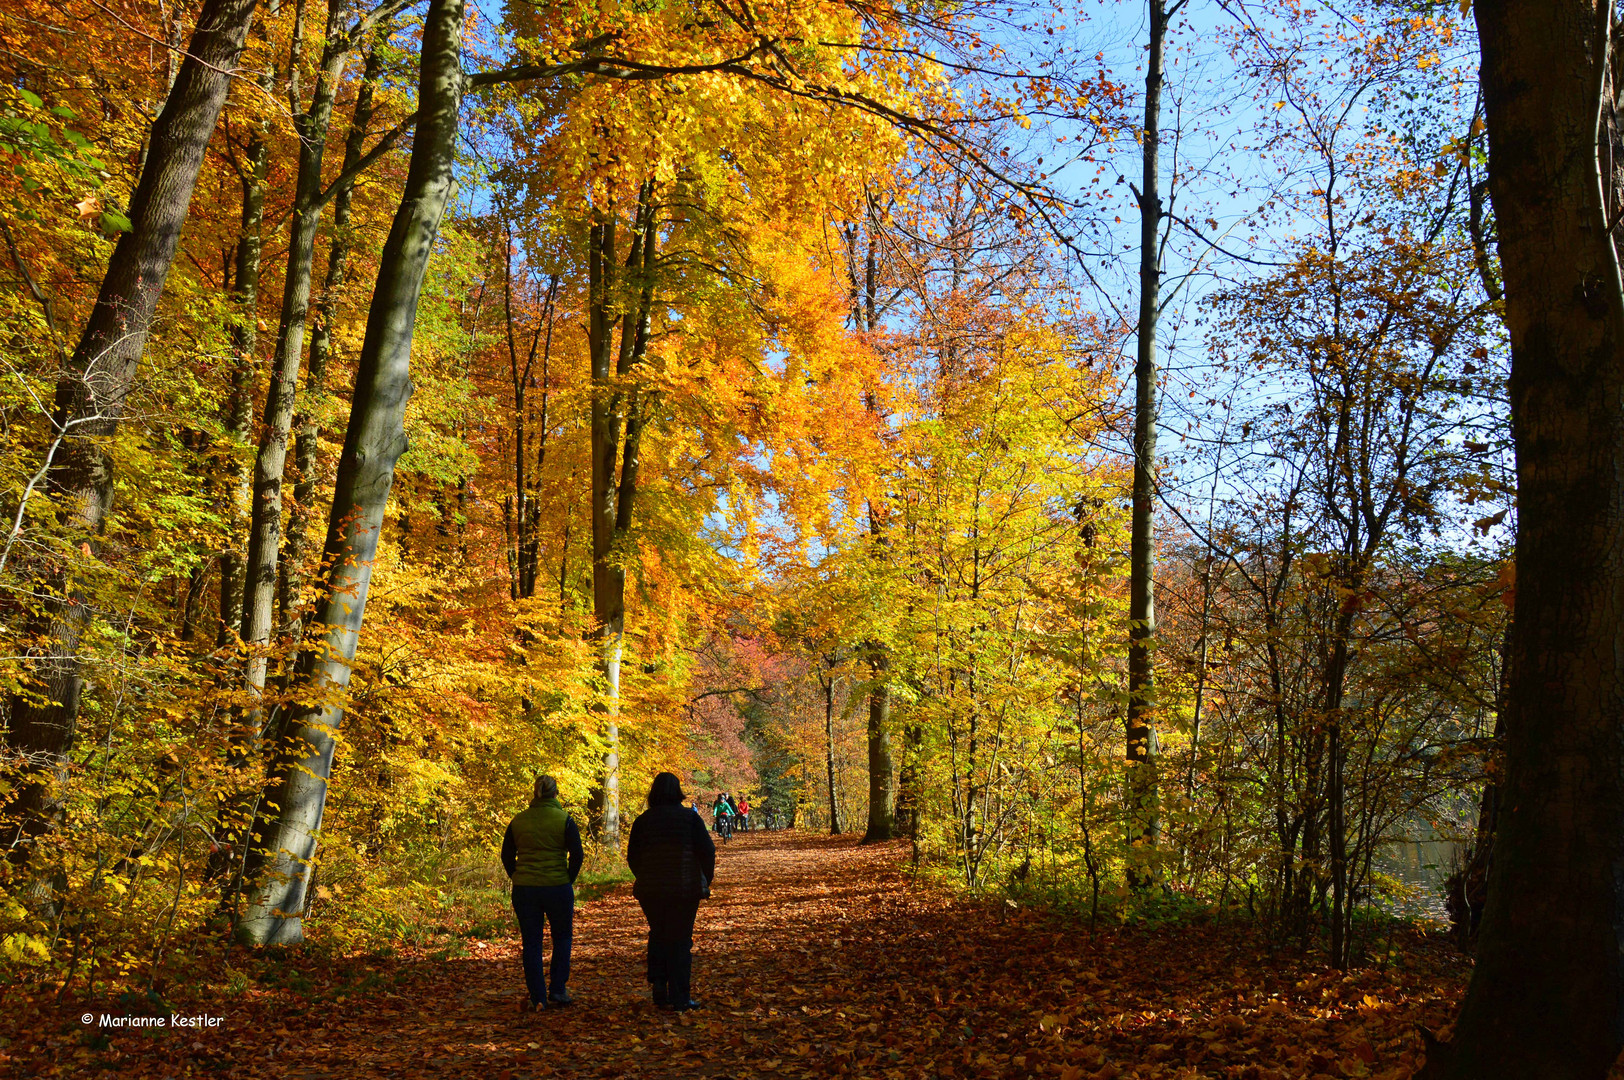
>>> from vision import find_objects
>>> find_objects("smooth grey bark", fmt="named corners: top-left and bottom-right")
top-left (235, 0), bottom-right (464, 945)
top-left (1421, 2), bottom-right (1624, 1076)
top-left (1126, 0), bottom-right (1177, 888)
top-left (282, 39), bottom-right (384, 640)
top-left (240, 0), bottom-right (365, 726)
top-left (3, 0), bottom-right (259, 852)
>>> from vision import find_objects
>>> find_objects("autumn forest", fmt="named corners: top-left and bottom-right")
top-left (0, 0), bottom-right (1618, 1077)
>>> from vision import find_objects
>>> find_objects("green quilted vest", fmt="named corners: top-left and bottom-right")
top-left (508, 798), bottom-right (572, 887)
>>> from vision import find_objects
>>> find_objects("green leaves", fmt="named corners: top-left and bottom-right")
top-left (1, 86), bottom-right (108, 225)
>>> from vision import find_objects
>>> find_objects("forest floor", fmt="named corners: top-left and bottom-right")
top-left (4, 831), bottom-right (1476, 1080)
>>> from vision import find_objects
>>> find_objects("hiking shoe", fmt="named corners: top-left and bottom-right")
top-left (548, 989), bottom-right (575, 1007)
top-left (673, 998), bottom-right (702, 1012)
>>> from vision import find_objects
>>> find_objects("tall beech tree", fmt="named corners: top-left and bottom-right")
top-left (584, 183), bottom-right (659, 848)
top-left (217, 55), bottom-right (273, 649)
top-left (847, 211), bottom-right (897, 845)
top-left (282, 38), bottom-right (388, 640)
top-left (239, 0), bottom-right (402, 731)
top-left (1125, 0), bottom-right (1180, 887)
top-left (3, 0), bottom-right (259, 851)
top-left (237, 0), bottom-right (465, 945)
top-left (1424, 1), bottom-right (1624, 1076)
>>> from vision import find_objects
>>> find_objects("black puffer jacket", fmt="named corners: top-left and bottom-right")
top-left (627, 804), bottom-right (717, 902)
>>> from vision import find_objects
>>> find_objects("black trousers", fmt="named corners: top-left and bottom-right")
top-left (637, 895), bottom-right (700, 1005)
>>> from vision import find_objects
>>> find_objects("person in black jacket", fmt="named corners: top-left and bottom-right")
top-left (626, 772), bottom-right (716, 1011)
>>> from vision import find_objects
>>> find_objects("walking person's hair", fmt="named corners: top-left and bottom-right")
top-left (533, 774), bottom-right (559, 801)
top-left (647, 772), bottom-right (684, 808)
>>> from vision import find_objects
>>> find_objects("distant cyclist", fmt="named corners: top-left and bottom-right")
top-left (712, 792), bottom-right (734, 841)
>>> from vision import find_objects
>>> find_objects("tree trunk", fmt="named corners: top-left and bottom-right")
top-left (240, 0), bottom-right (353, 723)
top-left (283, 37), bottom-right (384, 640)
top-left (206, 65), bottom-right (273, 884)
top-left (824, 674), bottom-right (841, 835)
top-left (235, 0), bottom-right (464, 944)
top-left (2, 0), bottom-right (259, 851)
top-left (587, 212), bottom-right (624, 847)
top-left (1324, 615), bottom-right (1354, 970)
top-left (861, 651), bottom-right (895, 843)
top-left (895, 720), bottom-right (922, 839)
top-left (502, 220), bottom-right (557, 603)
top-left (1447, 714), bottom-right (1501, 952)
top-left (586, 182), bottom-right (657, 849)
top-left (1424, 3), bottom-right (1624, 1076)
top-left (855, 228), bottom-right (895, 845)
top-left (1447, 627), bottom-right (1508, 951)
top-left (219, 59), bottom-right (272, 648)
top-left (1125, 0), bottom-right (1168, 889)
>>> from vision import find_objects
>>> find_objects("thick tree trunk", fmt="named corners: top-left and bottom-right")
top-left (1125, 0), bottom-right (1168, 888)
top-left (856, 231), bottom-right (895, 844)
top-left (862, 652), bottom-right (895, 843)
top-left (587, 212), bottom-right (624, 847)
top-left (586, 183), bottom-right (656, 849)
top-left (2, 0), bottom-right (258, 851)
top-left (1424, 3), bottom-right (1624, 1077)
top-left (235, 0), bottom-right (463, 944)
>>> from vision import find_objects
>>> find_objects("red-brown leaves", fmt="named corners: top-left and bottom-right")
top-left (5, 832), bottom-right (1481, 1079)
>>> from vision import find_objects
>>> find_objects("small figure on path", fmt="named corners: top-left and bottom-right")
top-left (628, 773), bottom-right (717, 1012)
top-left (712, 791), bottom-right (735, 841)
top-left (500, 773), bottom-right (584, 1012)
top-left (736, 794), bottom-right (750, 832)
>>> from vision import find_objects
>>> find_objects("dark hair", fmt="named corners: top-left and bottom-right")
top-left (648, 772), bottom-right (684, 808)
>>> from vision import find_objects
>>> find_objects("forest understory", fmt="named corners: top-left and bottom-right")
top-left (3, 832), bottom-right (1480, 1080)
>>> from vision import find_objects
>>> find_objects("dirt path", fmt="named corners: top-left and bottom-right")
top-left (249, 831), bottom-right (1460, 1080)
top-left (268, 831), bottom-right (923, 1079)
top-left (10, 831), bottom-right (1469, 1079)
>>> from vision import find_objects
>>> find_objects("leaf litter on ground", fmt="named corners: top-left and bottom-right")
top-left (1, 832), bottom-right (1482, 1079)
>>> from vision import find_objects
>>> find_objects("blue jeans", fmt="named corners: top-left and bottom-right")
top-left (512, 883), bottom-right (573, 1003)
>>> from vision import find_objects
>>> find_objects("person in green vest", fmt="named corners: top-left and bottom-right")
top-left (500, 774), bottom-right (584, 1011)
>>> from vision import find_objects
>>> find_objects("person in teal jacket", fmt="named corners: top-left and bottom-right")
top-left (501, 774), bottom-right (584, 1011)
